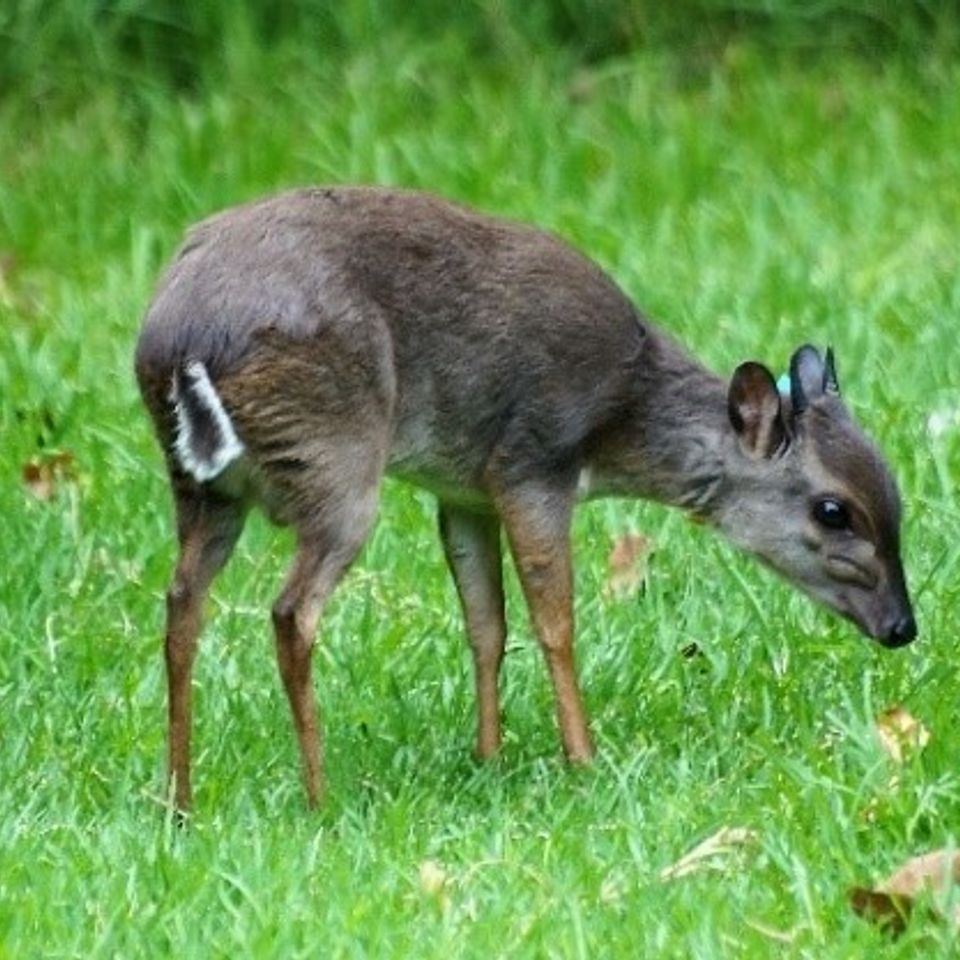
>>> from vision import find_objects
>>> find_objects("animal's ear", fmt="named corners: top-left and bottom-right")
top-left (789, 344), bottom-right (825, 414)
top-left (728, 361), bottom-right (787, 458)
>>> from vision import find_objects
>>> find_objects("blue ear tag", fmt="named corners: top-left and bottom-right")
top-left (776, 373), bottom-right (791, 397)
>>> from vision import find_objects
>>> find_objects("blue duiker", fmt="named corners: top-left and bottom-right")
top-left (135, 187), bottom-right (915, 809)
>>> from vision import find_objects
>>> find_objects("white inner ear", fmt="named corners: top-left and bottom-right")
top-left (737, 390), bottom-right (785, 460)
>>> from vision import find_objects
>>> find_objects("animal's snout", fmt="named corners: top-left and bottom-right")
top-left (881, 613), bottom-right (917, 648)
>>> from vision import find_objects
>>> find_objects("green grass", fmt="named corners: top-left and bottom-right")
top-left (2, 27), bottom-right (960, 959)
top-left (4, 0), bottom-right (958, 100)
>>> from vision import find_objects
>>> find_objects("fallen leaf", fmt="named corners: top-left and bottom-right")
top-left (659, 826), bottom-right (758, 881)
top-left (606, 533), bottom-right (655, 599)
top-left (877, 849), bottom-right (960, 900)
top-left (876, 706), bottom-right (930, 764)
top-left (849, 887), bottom-right (912, 935)
top-left (850, 849), bottom-right (960, 936)
top-left (22, 451), bottom-right (76, 501)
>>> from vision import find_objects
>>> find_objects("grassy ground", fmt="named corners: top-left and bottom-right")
top-left (2, 29), bottom-right (960, 958)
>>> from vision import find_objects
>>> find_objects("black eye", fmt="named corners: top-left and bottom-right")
top-left (813, 498), bottom-right (851, 530)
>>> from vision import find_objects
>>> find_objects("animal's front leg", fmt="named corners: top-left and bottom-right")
top-left (495, 481), bottom-right (593, 763)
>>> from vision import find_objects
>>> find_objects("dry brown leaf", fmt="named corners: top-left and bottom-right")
top-left (849, 887), bottom-right (912, 935)
top-left (850, 849), bottom-right (960, 936)
top-left (876, 705), bottom-right (930, 764)
top-left (606, 532), bottom-right (655, 599)
top-left (878, 849), bottom-right (960, 898)
top-left (22, 451), bottom-right (76, 501)
top-left (659, 826), bottom-right (758, 881)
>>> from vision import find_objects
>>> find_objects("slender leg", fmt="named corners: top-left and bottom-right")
top-left (438, 505), bottom-right (506, 759)
top-left (165, 490), bottom-right (246, 811)
top-left (495, 483), bottom-right (593, 762)
top-left (179, 319), bottom-right (394, 807)
top-left (272, 501), bottom-right (378, 808)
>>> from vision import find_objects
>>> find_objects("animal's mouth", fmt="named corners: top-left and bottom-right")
top-left (804, 586), bottom-right (917, 648)
top-left (876, 632), bottom-right (912, 649)
top-left (874, 614), bottom-right (918, 648)
top-left (751, 551), bottom-right (917, 648)
top-left (834, 597), bottom-right (917, 648)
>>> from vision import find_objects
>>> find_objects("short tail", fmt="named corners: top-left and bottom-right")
top-left (171, 360), bottom-right (246, 482)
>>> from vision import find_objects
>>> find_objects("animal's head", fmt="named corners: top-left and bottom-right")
top-left (718, 345), bottom-right (916, 647)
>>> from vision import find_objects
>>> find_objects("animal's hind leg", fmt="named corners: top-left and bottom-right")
top-left (215, 316), bottom-right (395, 804)
top-left (271, 488), bottom-right (380, 808)
top-left (165, 485), bottom-right (246, 811)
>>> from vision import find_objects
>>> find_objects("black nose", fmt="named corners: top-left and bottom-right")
top-left (884, 614), bottom-right (917, 648)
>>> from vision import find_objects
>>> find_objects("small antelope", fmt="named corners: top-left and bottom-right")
top-left (135, 187), bottom-right (916, 810)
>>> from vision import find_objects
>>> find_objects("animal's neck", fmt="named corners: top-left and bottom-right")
top-left (588, 333), bottom-right (733, 518)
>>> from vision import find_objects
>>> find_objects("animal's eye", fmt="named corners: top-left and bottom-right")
top-left (813, 498), bottom-right (851, 530)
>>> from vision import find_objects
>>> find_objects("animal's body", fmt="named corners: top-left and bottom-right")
top-left (135, 186), bottom-right (916, 809)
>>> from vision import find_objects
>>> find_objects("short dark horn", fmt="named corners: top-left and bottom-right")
top-left (823, 346), bottom-right (840, 396)
top-left (789, 344), bottom-right (824, 415)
